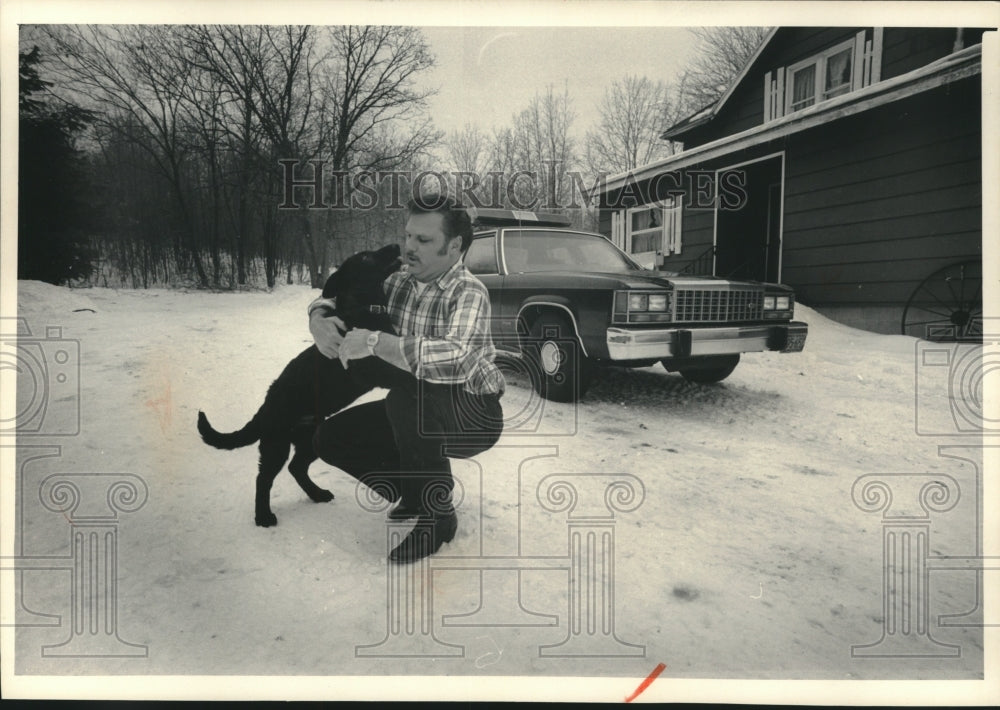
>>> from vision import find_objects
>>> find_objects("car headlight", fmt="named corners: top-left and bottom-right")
top-left (775, 295), bottom-right (791, 310)
top-left (647, 294), bottom-right (668, 311)
top-left (614, 290), bottom-right (672, 323)
top-left (628, 294), bottom-right (648, 311)
top-left (763, 296), bottom-right (776, 310)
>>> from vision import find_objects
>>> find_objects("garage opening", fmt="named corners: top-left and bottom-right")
top-left (714, 154), bottom-right (784, 283)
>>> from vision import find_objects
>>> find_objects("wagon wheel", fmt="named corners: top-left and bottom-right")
top-left (901, 260), bottom-right (982, 342)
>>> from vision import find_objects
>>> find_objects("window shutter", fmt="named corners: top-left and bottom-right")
top-left (763, 68), bottom-right (786, 122)
top-left (871, 27), bottom-right (883, 83)
top-left (855, 28), bottom-right (884, 88)
top-left (764, 71), bottom-right (773, 122)
top-left (611, 210), bottom-right (624, 250)
top-left (670, 199), bottom-right (683, 255)
top-left (853, 30), bottom-right (866, 90)
top-left (775, 67), bottom-right (784, 119)
top-left (659, 206), bottom-right (668, 255)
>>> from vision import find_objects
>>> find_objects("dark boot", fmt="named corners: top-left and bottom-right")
top-left (388, 509), bottom-right (458, 564)
top-left (387, 501), bottom-right (423, 521)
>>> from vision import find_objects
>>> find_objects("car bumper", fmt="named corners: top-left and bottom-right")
top-left (605, 321), bottom-right (808, 360)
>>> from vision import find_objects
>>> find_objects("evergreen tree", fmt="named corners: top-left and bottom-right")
top-left (18, 46), bottom-right (97, 284)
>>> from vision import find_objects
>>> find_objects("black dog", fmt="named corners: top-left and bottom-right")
top-left (197, 244), bottom-right (405, 527)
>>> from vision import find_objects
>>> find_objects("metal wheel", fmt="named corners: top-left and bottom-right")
top-left (901, 260), bottom-right (982, 342)
top-left (525, 312), bottom-right (592, 402)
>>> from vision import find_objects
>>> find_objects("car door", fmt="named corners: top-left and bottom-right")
top-left (462, 233), bottom-right (509, 347)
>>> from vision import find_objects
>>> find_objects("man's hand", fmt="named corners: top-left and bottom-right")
top-left (310, 311), bottom-right (346, 359)
top-left (338, 328), bottom-right (373, 368)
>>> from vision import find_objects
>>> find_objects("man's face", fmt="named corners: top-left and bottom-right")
top-left (403, 211), bottom-right (462, 283)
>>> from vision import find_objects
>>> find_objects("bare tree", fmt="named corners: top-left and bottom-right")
top-left (440, 123), bottom-right (497, 206)
top-left (252, 26), bottom-right (318, 288)
top-left (445, 123), bottom-right (487, 174)
top-left (584, 74), bottom-right (682, 177)
top-left (172, 49), bottom-right (229, 285)
top-left (679, 26), bottom-right (772, 114)
top-left (41, 25), bottom-right (213, 287)
top-left (183, 25), bottom-right (272, 285)
top-left (319, 26), bottom-right (437, 173)
top-left (33, 24), bottom-right (440, 289)
top-left (304, 25), bottom-right (439, 286)
top-left (484, 83), bottom-right (576, 211)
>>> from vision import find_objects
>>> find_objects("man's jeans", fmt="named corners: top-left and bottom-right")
top-left (313, 380), bottom-right (504, 514)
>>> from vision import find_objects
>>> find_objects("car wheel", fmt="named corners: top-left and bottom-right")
top-left (525, 312), bottom-right (592, 402)
top-left (673, 354), bottom-right (740, 384)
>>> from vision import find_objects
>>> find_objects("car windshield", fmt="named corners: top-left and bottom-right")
top-left (502, 230), bottom-right (644, 273)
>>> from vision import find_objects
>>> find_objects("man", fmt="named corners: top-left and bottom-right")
top-left (308, 195), bottom-right (505, 564)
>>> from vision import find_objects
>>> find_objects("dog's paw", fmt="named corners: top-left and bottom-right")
top-left (255, 512), bottom-right (278, 527)
top-left (311, 489), bottom-right (334, 503)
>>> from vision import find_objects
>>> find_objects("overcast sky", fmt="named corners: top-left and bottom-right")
top-left (418, 26), bottom-right (698, 141)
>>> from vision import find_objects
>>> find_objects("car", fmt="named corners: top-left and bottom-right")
top-left (464, 208), bottom-right (808, 402)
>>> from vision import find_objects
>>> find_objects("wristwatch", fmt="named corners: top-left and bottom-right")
top-left (366, 331), bottom-right (381, 356)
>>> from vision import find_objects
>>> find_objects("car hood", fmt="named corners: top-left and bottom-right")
top-left (508, 269), bottom-right (786, 291)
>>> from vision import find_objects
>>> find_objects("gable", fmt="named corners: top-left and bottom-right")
top-left (668, 26), bottom-right (985, 150)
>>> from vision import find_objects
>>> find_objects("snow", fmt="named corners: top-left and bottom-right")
top-left (4, 280), bottom-right (993, 700)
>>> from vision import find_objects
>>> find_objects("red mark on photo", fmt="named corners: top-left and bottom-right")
top-left (625, 662), bottom-right (666, 703)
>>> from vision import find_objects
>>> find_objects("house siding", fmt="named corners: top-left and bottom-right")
top-left (780, 77), bottom-right (980, 321)
top-left (678, 28), bottom-right (986, 150)
top-left (682, 28), bottom-right (865, 148)
top-left (601, 27), bottom-right (983, 335)
top-left (881, 27), bottom-right (986, 80)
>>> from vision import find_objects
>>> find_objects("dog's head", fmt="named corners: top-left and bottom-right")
top-left (321, 244), bottom-right (402, 331)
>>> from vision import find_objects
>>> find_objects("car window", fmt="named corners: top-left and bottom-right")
top-left (502, 230), bottom-right (642, 273)
top-left (464, 235), bottom-right (498, 275)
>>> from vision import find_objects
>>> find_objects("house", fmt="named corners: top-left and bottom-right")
top-left (594, 27), bottom-right (986, 337)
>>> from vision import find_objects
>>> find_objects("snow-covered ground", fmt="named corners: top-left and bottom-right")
top-left (5, 280), bottom-right (993, 699)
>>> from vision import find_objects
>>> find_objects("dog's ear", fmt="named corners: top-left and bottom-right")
top-left (320, 270), bottom-right (340, 299)
top-left (376, 244), bottom-right (401, 261)
top-left (376, 244), bottom-right (402, 277)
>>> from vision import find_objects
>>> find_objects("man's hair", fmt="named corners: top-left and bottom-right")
top-left (406, 194), bottom-right (474, 252)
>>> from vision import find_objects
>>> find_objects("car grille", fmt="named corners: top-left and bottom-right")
top-left (673, 287), bottom-right (763, 322)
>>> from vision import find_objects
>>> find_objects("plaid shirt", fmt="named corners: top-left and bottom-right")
top-left (309, 259), bottom-right (505, 396)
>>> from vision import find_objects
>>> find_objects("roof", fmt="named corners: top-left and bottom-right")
top-left (471, 208), bottom-right (572, 228)
top-left (661, 27), bottom-right (779, 141)
top-left (660, 101), bottom-right (718, 140)
top-left (596, 42), bottom-right (982, 196)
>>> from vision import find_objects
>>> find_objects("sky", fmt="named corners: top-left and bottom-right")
top-left (417, 26), bottom-right (698, 139)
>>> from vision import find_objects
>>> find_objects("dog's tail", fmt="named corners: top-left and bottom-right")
top-left (197, 411), bottom-right (260, 450)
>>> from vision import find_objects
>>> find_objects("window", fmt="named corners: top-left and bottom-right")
top-left (613, 197), bottom-right (683, 260)
top-left (824, 46), bottom-right (853, 99)
top-left (784, 39), bottom-right (855, 114)
top-left (503, 230), bottom-right (642, 273)
top-left (789, 64), bottom-right (817, 111)
top-left (464, 235), bottom-right (498, 274)
top-left (627, 205), bottom-right (662, 254)
top-left (764, 30), bottom-right (884, 122)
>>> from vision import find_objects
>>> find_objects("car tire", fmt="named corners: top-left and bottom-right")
top-left (525, 312), bottom-right (592, 402)
top-left (673, 354), bottom-right (740, 384)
